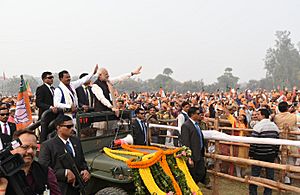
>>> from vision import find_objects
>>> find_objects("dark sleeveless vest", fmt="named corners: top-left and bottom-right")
top-left (182, 112), bottom-right (189, 122)
top-left (93, 80), bottom-right (112, 112)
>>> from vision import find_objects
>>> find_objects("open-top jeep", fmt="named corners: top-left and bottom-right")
top-left (76, 110), bottom-right (135, 195)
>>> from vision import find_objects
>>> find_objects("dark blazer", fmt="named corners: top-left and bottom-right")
top-left (36, 84), bottom-right (54, 119)
top-left (39, 135), bottom-right (88, 195)
top-left (0, 122), bottom-right (16, 144)
top-left (0, 133), bottom-right (12, 149)
top-left (132, 119), bottom-right (147, 145)
top-left (180, 119), bottom-right (205, 162)
top-left (75, 86), bottom-right (93, 108)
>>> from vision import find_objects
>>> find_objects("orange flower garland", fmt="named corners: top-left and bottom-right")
top-left (175, 155), bottom-right (202, 195)
top-left (126, 149), bottom-right (163, 168)
top-left (161, 154), bottom-right (182, 195)
top-left (122, 144), bottom-right (183, 195)
top-left (121, 144), bottom-right (162, 154)
top-left (108, 144), bottom-right (202, 195)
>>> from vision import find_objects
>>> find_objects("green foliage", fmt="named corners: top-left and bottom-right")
top-left (132, 168), bottom-right (147, 195)
top-left (163, 67), bottom-right (173, 77)
top-left (264, 31), bottom-right (300, 89)
top-left (216, 67), bottom-right (239, 91)
top-left (2, 31), bottom-right (300, 96)
top-left (114, 74), bottom-right (204, 94)
top-left (0, 75), bottom-right (41, 96)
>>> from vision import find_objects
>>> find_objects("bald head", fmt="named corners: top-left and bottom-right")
top-left (98, 68), bottom-right (109, 81)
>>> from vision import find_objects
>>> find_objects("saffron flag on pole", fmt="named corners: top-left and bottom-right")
top-left (14, 75), bottom-right (33, 130)
top-left (26, 80), bottom-right (33, 97)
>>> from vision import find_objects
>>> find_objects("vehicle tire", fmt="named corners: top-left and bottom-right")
top-left (95, 187), bottom-right (128, 195)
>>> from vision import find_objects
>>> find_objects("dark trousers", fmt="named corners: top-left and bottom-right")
top-left (188, 157), bottom-right (206, 184)
top-left (59, 183), bottom-right (80, 195)
top-left (39, 112), bottom-right (57, 143)
top-left (249, 156), bottom-right (275, 195)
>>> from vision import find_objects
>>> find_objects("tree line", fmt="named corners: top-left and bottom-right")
top-left (1, 30), bottom-right (300, 96)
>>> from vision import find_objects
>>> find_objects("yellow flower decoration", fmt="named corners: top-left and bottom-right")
top-left (138, 153), bottom-right (168, 195)
top-left (175, 156), bottom-right (202, 195)
top-left (103, 147), bottom-right (143, 162)
top-left (103, 146), bottom-right (202, 195)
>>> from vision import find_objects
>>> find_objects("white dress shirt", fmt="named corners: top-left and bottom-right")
top-left (58, 135), bottom-right (76, 177)
top-left (58, 135), bottom-right (76, 157)
top-left (177, 110), bottom-right (188, 131)
top-left (0, 121), bottom-right (11, 135)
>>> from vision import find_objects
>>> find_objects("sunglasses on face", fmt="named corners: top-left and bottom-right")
top-left (46, 76), bottom-right (54, 79)
top-left (60, 124), bottom-right (74, 129)
top-left (139, 112), bottom-right (146, 115)
top-left (0, 113), bottom-right (9, 116)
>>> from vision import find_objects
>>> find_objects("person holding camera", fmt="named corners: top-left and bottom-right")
top-left (39, 115), bottom-right (90, 195)
top-left (5, 129), bottom-right (61, 195)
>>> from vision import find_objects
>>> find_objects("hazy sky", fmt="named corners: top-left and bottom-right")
top-left (1, 0), bottom-right (299, 84)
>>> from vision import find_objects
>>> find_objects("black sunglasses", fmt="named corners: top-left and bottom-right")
top-left (0, 113), bottom-right (9, 116)
top-left (61, 124), bottom-right (74, 129)
top-left (46, 76), bottom-right (54, 79)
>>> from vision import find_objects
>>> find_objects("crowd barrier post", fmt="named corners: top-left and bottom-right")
top-left (279, 124), bottom-right (289, 194)
top-left (212, 116), bottom-right (220, 195)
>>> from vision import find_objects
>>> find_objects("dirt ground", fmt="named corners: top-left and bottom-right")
top-left (199, 175), bottom-right (300, 195)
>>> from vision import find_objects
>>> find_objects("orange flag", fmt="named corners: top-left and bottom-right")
top-left (159, 87), bottom-right (166, 97)
top-left (14, 75), bottom-right (32, 130)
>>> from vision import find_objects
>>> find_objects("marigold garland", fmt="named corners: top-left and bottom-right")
top-left (175, 156), bottom-right (202, 195)
top-left (161, 154), bottom-right (182, 195)
top-left (126, 150), bottom-right (163, 168)
top-left (167, 155), bottom-right (191, 194)
top-left (138, 154), bottom-right (170, 195)
top-left (132, 168), bottom-right (147, 194)
top-left (103, 145), bottom-right (202, 195)
top-left (103, 147), bottom-right (144, 162)
top-left (121, 144), bottom-right (162, 154)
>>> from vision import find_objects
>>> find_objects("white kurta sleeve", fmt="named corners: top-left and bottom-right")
top-left (53, 88), bottom-right (71, 109)
top-left (91, 84), bottom-right (113, 109)
top-left (71, 72), bottom-right (94, 89)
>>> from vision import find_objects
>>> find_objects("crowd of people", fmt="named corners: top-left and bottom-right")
top-left (0, 64), bottom-right (300, 194)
